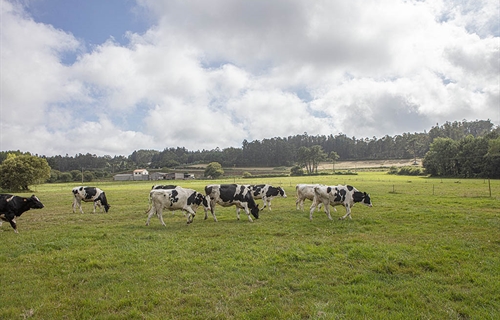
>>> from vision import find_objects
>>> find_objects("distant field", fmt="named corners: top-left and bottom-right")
top-left (1, 173), bottom-right (499, 319)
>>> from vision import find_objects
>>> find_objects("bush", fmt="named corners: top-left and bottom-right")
top-left (388, 166), bottom-right (425, 176)
top-left (242, 172), bottom-right (252, 178)
top-left (290, 165), bottom-right (304, 176)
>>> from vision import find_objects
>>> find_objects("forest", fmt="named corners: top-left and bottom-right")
top-left (1, 119), bottom-right (499, 181)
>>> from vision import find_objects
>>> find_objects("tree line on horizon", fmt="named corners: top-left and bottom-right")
top-left (1, 119), bottom-right (499, 188)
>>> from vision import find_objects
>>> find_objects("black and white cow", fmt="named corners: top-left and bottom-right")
top-left (151, 184), bottom-right (177, 190)
top-left (72, 186), bottom-right (110, 213)
top-left (0, 194), bottom-right (44, 233)
top-left (149, 185), bottom-right (178, 209)
top-left (248, 184), bottom-right (287, 211)
top-left (204, 184), bottom-right (259, 222)
top-left (295, 184), bottom-right (324, 211)
top-left (146, 187), bottom-right (211, 225)
top-left (309, 185), bottom-right (372, 221)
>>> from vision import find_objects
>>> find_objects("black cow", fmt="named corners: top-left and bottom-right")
top-left (204, 184), bottom-right (259, 222)
top-left (0, 194), bottom-right (44, 233)
top-left (72, 186), bottom-right (110, 213)
top-left (248, 184), bottom-right (287, 211)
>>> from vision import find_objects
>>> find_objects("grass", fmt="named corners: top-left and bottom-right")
top-left (1, 173), bottom-right (499, 319)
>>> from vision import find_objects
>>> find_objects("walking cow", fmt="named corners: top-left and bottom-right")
top-left (295, 184), bottom-right (324, 211)
top-left (309, 185), bottom-right (372, 221)
top-left (248, 184), bottom-right (287, 211)
top-left (205, 184), bottom-right (259, 222)
top-left (146, 187), bottom-right (211, 225)
top-left (0, 194), bottom-right (44, 233)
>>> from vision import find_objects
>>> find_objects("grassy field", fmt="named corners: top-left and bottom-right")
top-left (1, 173), bottom-right (499, 319)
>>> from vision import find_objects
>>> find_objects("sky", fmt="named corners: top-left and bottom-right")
top-left (1, 0), bottom-right (499, 157)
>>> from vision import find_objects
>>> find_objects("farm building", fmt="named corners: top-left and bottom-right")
top-left (113, 171), bottom-right (195, 181)
top-left (150, 172), bottom-right (168, 180)
top-left (164, 172), bottom-right (195, 180)
top-left (133, 169), bottom-right (149, 177)
top-left (113, 169), bottom-right (150, 181)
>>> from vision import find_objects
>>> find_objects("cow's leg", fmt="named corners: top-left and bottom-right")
top-left (236, 207), bottom-right (241, 220)
top-left (146, 208), bottom-right (156, 226)
top-left (185, 207), bottom-right (196, 224)
top-left (95, 201), bottom-right (103, 213)
top-left (324, 203), bottom-right (333, 220)
top-left (339, 205), bottom-right (351, 220)
top-left (73, 198), bottom-right (84, 213)
top-left (264, 197), bottom-right (272, 211)
top-left (309, 202), bottom-right (317, 220)
top-left (244, 207), bottom-right (253, 222)
top-left (296, 197), bottom-right (305, 211)
top-left (204, 200), bottom-right (218, 222)
top-left (157, 209), bottom-right (166, 226)
top-left (9, 218), bottom-right (18, 233)
top-left (260, 197), bottom-right (268, 211)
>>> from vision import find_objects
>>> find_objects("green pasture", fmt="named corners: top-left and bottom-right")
top-left (1, 173), bottom-right (499, 319)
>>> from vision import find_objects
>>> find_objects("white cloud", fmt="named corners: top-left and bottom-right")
top-left (1, 0), bottom-right (498, 156)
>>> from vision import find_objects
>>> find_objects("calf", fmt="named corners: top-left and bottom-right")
top-left (72, 186), bottom-right (110, 213)
top-left (309, 185), bottom-right (372, 221)
top-left (248, 184), bottom-right (287, 211)
top-left (146, 187), bottom-right (211, 225)
top-left (0, 194), bottom-right (44, 233)
top-left (204, 184), bottom-right (259, 222)
top-left (295, 184), bottom-right (324, 211)
top-left (149, 185), bottom-right (178, 209)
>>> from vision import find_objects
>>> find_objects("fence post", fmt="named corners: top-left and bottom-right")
top-left (489, 178), bottom-right (491, 198)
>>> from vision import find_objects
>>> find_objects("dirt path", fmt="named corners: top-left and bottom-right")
top-left (318, 159), bottom-right (421, 170)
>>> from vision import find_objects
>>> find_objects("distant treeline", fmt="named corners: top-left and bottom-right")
top-left (1, 120), bottom-right (499, 178)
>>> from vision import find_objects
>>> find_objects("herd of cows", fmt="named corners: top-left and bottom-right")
top-left (0, 183), bottom-right (372, 233)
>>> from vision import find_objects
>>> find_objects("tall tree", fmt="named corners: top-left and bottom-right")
top-left (0, 154), bottom-right (51, 190)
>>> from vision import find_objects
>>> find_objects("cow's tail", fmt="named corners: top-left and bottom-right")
top-left (311, 186), bottom-right (322, 206)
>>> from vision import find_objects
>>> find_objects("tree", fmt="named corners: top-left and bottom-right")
top-left (328, 151), bottom-right (340, 172)
top-left (0, 154), bottom-right (51, 190)
top-left (297, 145), bottom-right (327, 174)
top-left (204, 162), bottom-right (224, 179)
top-left (484, 138), bottom-right (500, 178)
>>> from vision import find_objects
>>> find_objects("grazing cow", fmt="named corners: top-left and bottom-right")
top-left (295, 184), bottom-right (325, 211)
top-left (72, 186), bottom-right (110, 213)
top-left (0, 194), bottom-right (44, 233)
top-left (204, 184), bottom-right (259, 222)
top-left (309, 185), bottom-right (372, 221)
top-left (146, 187), bottom-right (211, 225)
top-left (248, 184), bottom-right (287, 211)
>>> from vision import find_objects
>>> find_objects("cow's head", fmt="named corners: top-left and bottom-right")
top-left (196, 193), bottom-right (211, 211)
top-left (28, 195), bottom-right (44, 209)
top-left (103, 204), bottom-right (111, 213)
top-left (278, 187), bottom-right (287, 198)
top-left (362, 192), bottom-right (372, 207)
top-left (250, 204), bottom-right (259, 219)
